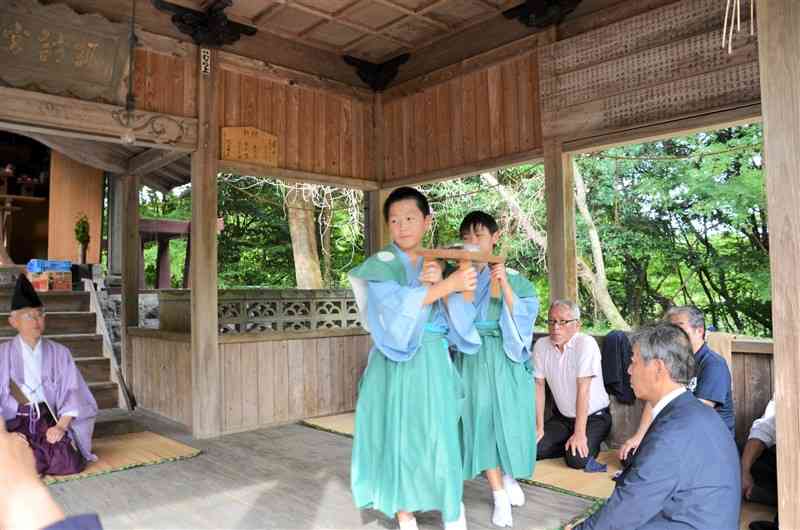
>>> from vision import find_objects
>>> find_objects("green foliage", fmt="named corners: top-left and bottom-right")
top-left (137, 123), bottom-right (770, 337)
top-left (574, 123), bottom-right (769, 335)
top-left (74, 213), bottom-right (90, 245)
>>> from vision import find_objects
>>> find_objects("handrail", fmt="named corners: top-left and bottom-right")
top-left (83, 279), bottom-right (135, 411)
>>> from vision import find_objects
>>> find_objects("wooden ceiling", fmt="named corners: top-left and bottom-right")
top-left (169, 0), bottom-right (525, 63)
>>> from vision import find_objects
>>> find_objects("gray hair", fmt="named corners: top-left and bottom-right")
top-left (663, 306), bottom-right (706, 336)
top-left (549, 299), bottom-right (581, 320)
top-left (630, 324), bottom-right (697, 385)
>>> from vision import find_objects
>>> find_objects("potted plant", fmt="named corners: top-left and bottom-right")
top-left (74, 213), bottom-right (90, 264)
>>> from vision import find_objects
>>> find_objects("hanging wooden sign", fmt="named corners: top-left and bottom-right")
top-left (0, 0), bottom-right (130, 103)
top-left (221, 127), bottom-right (278, 167)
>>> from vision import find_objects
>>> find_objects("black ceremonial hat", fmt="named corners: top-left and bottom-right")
top-left (11, 274), bottom-right (43, 311)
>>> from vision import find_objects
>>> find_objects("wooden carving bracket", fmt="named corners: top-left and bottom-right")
top-left (343, 53), bottom-right (410, 92)
top-left (503, 0), bottom-right (583, 28)
top-left (152, 0), bottom-right (257, 47)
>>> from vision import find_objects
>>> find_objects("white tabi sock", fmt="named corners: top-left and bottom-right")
top-left (443, 502), bottom-right (467, 530)
top-left (502, 474), bottom-right (525, 507)
top-left (492, 490), bottom-right (513, 528)
top-left (399, 518), bottom-right (419, 530)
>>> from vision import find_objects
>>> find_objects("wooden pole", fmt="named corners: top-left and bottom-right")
top-left (757, 1), bottom-right (800, 526)
top-left (544, 140), bottom-right (577, 303)
top-left (190, 47), bottom-right (222, 438)
top-left (156, 237), bottom-right (171, 289)
top-left (120, 173), bottom-right (140, 391)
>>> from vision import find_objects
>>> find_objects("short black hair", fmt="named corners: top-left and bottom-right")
top-left (383, 187), bottom-right (431, 222)
top-left (459, 211), bottom-right (499, 237)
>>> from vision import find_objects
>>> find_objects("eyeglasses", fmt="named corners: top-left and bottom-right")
top-left (547, 318), bottom-right (577, 327)
top-left (18, 310), bottom-right (46, 321)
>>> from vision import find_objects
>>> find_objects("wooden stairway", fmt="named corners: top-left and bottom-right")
top-left (0, 289), bottom-right (142, 436)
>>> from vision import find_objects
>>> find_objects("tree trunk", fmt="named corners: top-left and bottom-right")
top-left (572, 163), bottom-right (630, 330)
top-left (285, 188), bottom-right (323, 289)
top-left (481, 170), bottom-right (630, 330)
top-left (321, 203), bottom-right (333, 287)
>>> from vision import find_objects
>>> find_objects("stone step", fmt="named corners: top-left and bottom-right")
top-left (90, 382), bottom-right (118, 410)
top-left (0, 311), bottom-right (96, 337)
top-left (93, 408), bottom-right (146, 438)
top-left (76, 356), bottom-right (110, 384)
top-left (0, 290), bottom-right (90, 312)
top-left (47, 334), bottom-right (104, 358)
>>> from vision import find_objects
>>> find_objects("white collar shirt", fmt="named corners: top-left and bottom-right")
top-left (651, 387), bottom-right (687, 420)
top-left (532, 332), bottom-right (610, 418)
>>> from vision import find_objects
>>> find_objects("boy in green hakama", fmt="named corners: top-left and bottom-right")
top-left (349, 188), bottom-right (482, 530)
top-left (455, 212), bottom-right (539, 528)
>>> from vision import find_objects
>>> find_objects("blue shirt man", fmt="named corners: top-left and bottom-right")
top-left (690, 343), bottom-right (735, 435)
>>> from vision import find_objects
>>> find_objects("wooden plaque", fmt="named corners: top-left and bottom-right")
top-left (0, 0), bottom-right (130, 103)
top-left (221, 127), bottom-right (278, 167)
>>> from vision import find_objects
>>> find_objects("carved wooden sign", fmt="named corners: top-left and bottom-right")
top-left (0, 0), bottom-right (129, 103)
top-left (221, 127), bottom-right (278, 167)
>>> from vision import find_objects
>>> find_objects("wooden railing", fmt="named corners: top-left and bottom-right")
top-left (83, 279), bottom-right (133, 411)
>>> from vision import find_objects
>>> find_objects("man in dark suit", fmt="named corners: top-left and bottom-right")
top-left (567, 324), bottom-right (740, 530)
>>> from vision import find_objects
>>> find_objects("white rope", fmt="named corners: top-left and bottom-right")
top-left (723, 0), bottom-right (756, 54)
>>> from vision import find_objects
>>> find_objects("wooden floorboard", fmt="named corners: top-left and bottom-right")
top-left (48, 417), bottom-right (594, 529)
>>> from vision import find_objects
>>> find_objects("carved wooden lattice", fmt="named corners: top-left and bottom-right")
top-left (213, 289), bottom-right (362, 334)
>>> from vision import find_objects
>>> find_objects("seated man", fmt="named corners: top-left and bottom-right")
top-left (533, 300), bottom-right (612, 470)
top-left (0, 275), bottom-right (98, 475)
top-left (742, 398), bottom-right (778, 530)
top-left (567, 324), bottom-right (740, 530)
top-left (619, 305), bottom-right (734, 462)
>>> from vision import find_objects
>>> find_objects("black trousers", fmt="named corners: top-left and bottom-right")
top-left (751, 445), bottom-right (778, 506)
top-left (537, 406), bottom-right (612, 469)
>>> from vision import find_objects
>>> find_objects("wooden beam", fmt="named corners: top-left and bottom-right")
top-left (191, 47), bottom-right (222, 439)
top-left (390, 4), bottom-right (538, 84)
top-left (757, 1), bottom-right (800, 527)
top-left (216, 52), bottom-right (374, 103)
top-left (120, 173), bottom-right (140, 391)
top-left (0, 87), bottom-right (198, 151)
top-left (383, 33), bottom-right (546, 103)
top-left (140, 218), bottom-right (191, 235)
top-left (55, 0), bottom-right (366, 88)
top-left (374, 93), bottom-right (385, 185)
top-left (20, 133), bottom-right (129, 174)
top-left (544, 140), bottom-right (577, 303)
top-left (563, 104), bottom-right (762, 154)
top-left (384, 146), bottom-right (543, 187)
top-left (128, 149), bottom-right (189, 176)
top-left (218, 160), bottom-right (380, 190)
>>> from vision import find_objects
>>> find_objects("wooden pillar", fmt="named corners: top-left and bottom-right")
top-left (366, 187), bottom-right (394, 255)
top-left (190, 47), bottom-right (221, 439)
top-left (155, 237), bottom-right (171, 289)
top-left (107, 176), bottom-right (124, 277)
top-left (757, 1), bottom-right (800, 526)
top-left (120, 173), bottom-right (140, 389)
top-left (544, 140), bottom-right (577, 303)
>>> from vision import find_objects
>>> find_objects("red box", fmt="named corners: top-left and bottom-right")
top-left (27, 272), bottom-right (49, 292)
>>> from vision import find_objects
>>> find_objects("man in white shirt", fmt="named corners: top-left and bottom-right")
top-left (566, 323), bottom-right (740, 530)
top-left (742, 398), bottom-right (778, 530)
top-left (533, 300), bottom-right (612, 469)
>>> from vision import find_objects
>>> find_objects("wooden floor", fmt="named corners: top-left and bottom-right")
top-left (49, 417), bottom-right (594, 530)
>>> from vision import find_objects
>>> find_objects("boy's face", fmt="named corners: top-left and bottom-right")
top-left (461, 224), bottom-right (500, 256)
top-left (387, 198), bottom-right (431, 251)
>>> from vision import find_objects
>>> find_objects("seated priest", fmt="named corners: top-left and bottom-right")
top-left (533, 300), bottom-right (612, 470)
top-left (566, 324), bottom-right (740, 530)
top-left (0, 275), bottom-right (98, 475)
